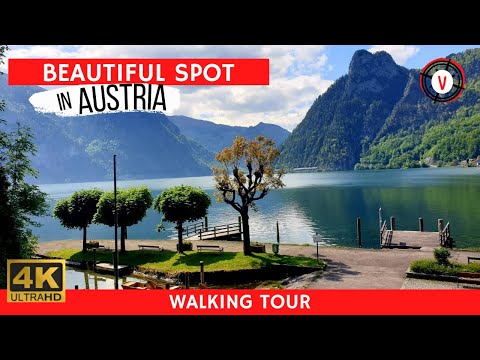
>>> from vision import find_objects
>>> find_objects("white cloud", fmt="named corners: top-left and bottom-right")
top-left (368, 45), bottom-right (419, 65)
top-left (177, 75), bottom-right (333, 130)
top-left (2, 45), bottom-right (333, 130)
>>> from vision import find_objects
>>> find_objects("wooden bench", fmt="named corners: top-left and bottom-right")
top-left (196, 245), bottom-right (224, 252)
top-left (467, 257), bottom-right (480, 264)
top-left (138, 244), bottom-right (163, 251)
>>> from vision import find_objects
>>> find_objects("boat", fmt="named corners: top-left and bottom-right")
top-left (121, 280), bottom-right (183, 290)
top-left (122, 280), bottom-right (159, 289)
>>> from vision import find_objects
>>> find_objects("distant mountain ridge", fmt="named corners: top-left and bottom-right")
top-left (0, 76), bottom-right (214, 183)
top-left (168, 115), bottom-right (290, 153)
top-left (0, 76), bottom-right (290, 183)
top-left (277, 48), bottom-right (480, 170)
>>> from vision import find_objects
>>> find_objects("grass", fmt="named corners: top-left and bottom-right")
top-left (46, 248), bottom-right (325, 274)
top-left (455, 247), bottom-right (480, 252)
top-left (410, 259), bottom-right (480, 276)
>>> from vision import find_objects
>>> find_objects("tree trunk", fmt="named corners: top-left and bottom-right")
top-left (241, 211), bottom-right (251, 255)
top-left (120, 225), bottom-right (127, 253)
top-left (82, 226), bottom-right (87, 252)
top-left (177, 221), bottom-right (184, 254)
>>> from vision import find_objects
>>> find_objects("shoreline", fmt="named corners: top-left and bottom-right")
top-left (36, 239), bottom-right (480, 289)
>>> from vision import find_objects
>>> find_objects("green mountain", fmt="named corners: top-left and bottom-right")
top-left (277, 48), bottom-right (480, 170)
top-left (0, 77), bottom-right (213, 183)
top-left (169, 115), bottom-right (290, 154)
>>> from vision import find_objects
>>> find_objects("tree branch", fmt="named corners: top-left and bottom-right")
top-left (252, 188), bottom-right (269, 201)
top-left (220, 186), bottom-right (241, 212)
top-left (233, 166), bottom-right (249, 197)
top-left (246, 161), bottom-right (253, 192)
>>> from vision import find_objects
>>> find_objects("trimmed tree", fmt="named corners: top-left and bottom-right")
top-left (53, 189), bottom-right (104, 252)
top-left (212, 135), bottom-right (285, 255)
top-left (154, 185), bottom-right (211, 253)
top-left (93, 186), bottom-right (153, 253)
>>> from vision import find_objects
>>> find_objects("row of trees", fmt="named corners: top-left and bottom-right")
top-left (54, 135), bottom-right (286, 256)
top-left (53, 185), bottom-right (211, 254)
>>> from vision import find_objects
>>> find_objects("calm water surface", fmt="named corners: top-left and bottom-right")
top-left (34, 167), bottom-right (480, 249)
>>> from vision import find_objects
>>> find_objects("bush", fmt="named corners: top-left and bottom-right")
top-left (410, 259), bottom-right (458, 276)
top-left (433, 247), bottom-right (451, 266)
top-left (458, 262), bottom-right (480, 273)
top-left (87, 241), bottom-right (100, 249)
top-left (409, 259), bottom-right (480, 276)
top-left (177, 241), bottom-right (193, 251)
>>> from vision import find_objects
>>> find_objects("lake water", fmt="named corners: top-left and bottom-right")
top-left (34, 167), bottom-right (480, 249)
top-left (65, 268), bottom-right (143, 289)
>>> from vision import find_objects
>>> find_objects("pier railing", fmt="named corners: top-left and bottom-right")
top-left (182, 221), bottom-right (204, 237)
top-left (198, 222), bottom-right (242, 240)
top-left (439, 222), bottom-right (454, 248)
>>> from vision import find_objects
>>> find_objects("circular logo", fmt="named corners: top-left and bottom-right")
top-left (419, 58), bottom-right (466, 103)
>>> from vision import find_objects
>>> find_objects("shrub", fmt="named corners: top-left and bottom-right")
top-left (458, 262), bottom-right (480, 273)
top-left (87, 241), bottom-right (100, 249)
top-left (409, 259), bottom-right (480, 276)
top-left (433, 247), bottom-right (451, 266)
top-left (176, 241), bottom-right (193, 251)
top-left (410, 259), bottom-right (459, 276)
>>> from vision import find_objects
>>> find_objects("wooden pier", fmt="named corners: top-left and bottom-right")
top-left (183, 217), bottom-right (242, 241)
top-left (94, 262), bottom-right (132, 276)
top-left (186, 222), bottom-right (242, 241)
top-left (379, 216), bottom-right (454, 250)
top-left (381, 230), bottom-right (440, 249)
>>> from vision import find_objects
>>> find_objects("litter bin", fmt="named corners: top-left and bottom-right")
top-left (272, 243), bottom-right (279, 255)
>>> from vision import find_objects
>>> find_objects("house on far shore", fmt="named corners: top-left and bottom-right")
top-left (462, 158), bottom-right (480, 167)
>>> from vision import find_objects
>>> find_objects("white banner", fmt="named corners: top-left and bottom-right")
top-left (28, 84), bottom-right (181, 117)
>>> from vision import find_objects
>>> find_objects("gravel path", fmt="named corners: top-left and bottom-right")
top-left (37, 239), bottom-right (480, 289)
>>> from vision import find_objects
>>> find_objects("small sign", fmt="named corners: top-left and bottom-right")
top-left (312, 235), bottom-right (322, 243)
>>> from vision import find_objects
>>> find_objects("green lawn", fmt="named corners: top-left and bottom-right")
top-left (46, 248), bottom-right (324, 274)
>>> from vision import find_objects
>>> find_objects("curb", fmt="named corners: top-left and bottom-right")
top-left (405, 270), bottom-right (458, 283)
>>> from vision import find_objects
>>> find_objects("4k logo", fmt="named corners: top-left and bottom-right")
top-left (7, 259), bottom-right (66, 302)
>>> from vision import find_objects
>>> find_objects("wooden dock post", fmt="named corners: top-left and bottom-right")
top-left (419, 217), bottom-right (424, 232)
top-left (356, 217), bottom-right (362, 248)
top-left (390, 216), bottom-right (395, 231)
top-left (185, 273), bottom-right (190, 289)
top-left (200, 261), bottom-right (205, 285)
top-left (204, 216), bottom-right (208, 231)
top-left (438, 219), bottom-right (444, 233)
top-left (378, 208), bottom-right (383, 244)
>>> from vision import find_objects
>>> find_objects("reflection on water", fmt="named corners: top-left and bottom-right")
top-left (34, 167), bottom-right (480, 248)
top-left (66, 268), bottom-right (144, 289)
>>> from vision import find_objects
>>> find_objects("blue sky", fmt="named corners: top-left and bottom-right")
top-left (2, 45), bottom-right (478, 130)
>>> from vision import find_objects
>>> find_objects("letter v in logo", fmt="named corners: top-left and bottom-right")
top-left (431, 70), bottom-right (453, 94)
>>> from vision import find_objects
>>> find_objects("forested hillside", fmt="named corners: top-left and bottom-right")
top-left (277, 48), bottom-right (480, 170)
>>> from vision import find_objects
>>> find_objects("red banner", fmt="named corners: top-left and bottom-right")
top-left (1, 289), bottom-right (479, 315)
top-left (8, 59), bottom-right (270, 86)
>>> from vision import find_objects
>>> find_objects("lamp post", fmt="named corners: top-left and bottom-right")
top-left (272, 221), bottom-right (280, 255)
